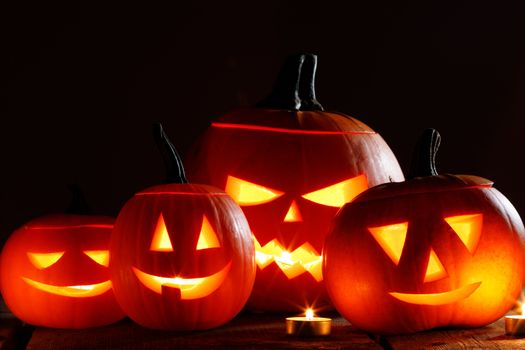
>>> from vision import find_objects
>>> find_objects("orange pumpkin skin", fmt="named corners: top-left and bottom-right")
top-left (110, 125), bottom-right (255, 330)
top-left (187, 54), bottom-right (404, 312)
top-left (323, 130), bottom-right (525, 334)
top-left (110, 184), bottom-right (255, 330)
top-left (0, 215), bottom-right (125, 329)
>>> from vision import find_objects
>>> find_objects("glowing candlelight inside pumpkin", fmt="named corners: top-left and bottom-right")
top-left (505, 303), bottom-right (525, 336)
top-left (285, 308), bottom-right (331, 337)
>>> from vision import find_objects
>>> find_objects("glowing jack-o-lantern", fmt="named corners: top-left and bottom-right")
top-left (324, 129), bottom-right (525, 334)
top-left (187, 53), bottom-right (404, 311)
top-left (110, 124), bottom-right (255, 330)
top-left (131, 213), bottom-right (233, 300)
top-left (0, 186), bottom-right (125, 328)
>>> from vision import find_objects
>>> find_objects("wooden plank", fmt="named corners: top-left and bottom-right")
top-left (0, 298), bottom-right (26, 350)
top-left (0, 318), bottom-right (21, 350)
top-left (27, 313), bottom-right (381, 350)
top-left (382, 317), bottom-right (525, 349)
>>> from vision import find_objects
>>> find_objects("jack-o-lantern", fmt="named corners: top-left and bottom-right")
top-left (324, 129), bottom-right (525, 334)
top-left (0, 186), bottom-right (125, 328)
top-left (187, 54), bottom-right (404, 311)
top-left (110, 124), bottom-right (255, 330)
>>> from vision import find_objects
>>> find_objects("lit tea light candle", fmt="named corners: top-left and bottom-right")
top-left (285, 308), bottom-right (332, 337)
top-left (505, 303), bottom-right (525, 336)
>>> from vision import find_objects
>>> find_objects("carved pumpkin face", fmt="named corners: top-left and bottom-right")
top-left (110, 184), bottom-right (255, 330)
top-left (132, 212), bottom-right (232, 300)
top-left (109, 124), bottom-right (255, 330)
top-left (187, 54), bottom-right (404, 311)
top-left (323, 130), bottom-right (525, 334)
top-left (0, 215), bottom-right (125, 328)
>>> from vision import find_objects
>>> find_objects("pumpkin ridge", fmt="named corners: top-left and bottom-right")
top-left (185, 54), bottom-right (404, 312)
top-left (323, 128), bottom-right (525, 334)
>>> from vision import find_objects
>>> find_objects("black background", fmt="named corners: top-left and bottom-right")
top-left (3, 2), bottom-right (525, 244)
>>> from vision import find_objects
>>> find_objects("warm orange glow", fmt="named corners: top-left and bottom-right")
top-left (522, 303), bottom-right (525, 315)
top-left (27, 252), bottom-right (65, 269)
top-left (305, 308), bottom-right (314, 320)
top-left (196, 216), bottom-right (221, 250)
top-left (445, 213), bottom-right (483, 254)
top-left (253, 236), bottom-right (322, 281)
top-left (84, 250), bottom-right (110, 267)
top-left (211, 122), bottom-right (376, 135)
top-left (225, 176), bottom-right (283, 205)
top-left (29, 224), bottom-right (114, 230)
top-left (368, 222), bottom-right (408, 265)
top-left (22, 278), bottom-right (113, 297)
top-left (150, 213), bottom-right (174, 252)
top-left (284, 201), bottom-right (302, 222)
top-left (302, 174), bottom-right (368, 207)
top-left (389, 282), bottom-right (481, 305)
top-left (136, 192), bottom-right (228, 197)
top-left (424, 248), bottom-right (447, 282)
top-left (132, 261), bottom-right (232, 299)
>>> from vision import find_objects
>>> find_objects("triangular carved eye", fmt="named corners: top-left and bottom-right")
top-left (84, 250), bottom-right (110, 266)
top-left (302, 174), bottom-right (368, 208)
top-left (27, 252), bottom-right (64, 269)
top-left (196, 216), bottom-right (220, 250)
top-left (368, 222), bottom-right (408, 265)
top-left (225, 176), bottom-right (283, 205)
top-left (444, 214), bottom-right (483, 254)
top-left (150, 213), bottom-right (174, 252)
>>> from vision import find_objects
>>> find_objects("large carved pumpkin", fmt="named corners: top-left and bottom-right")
top-left (324, 129), bottom-right (525, 334)
top-left (110, 124), bottom-right (255, 330)
top-left (187, 54), bottom-right (404, 311)
top-left (0, 186), bottom-right (124, 328)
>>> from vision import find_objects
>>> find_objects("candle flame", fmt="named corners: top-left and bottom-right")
top-left (521, 303), bottom-right (525, 315)
top-left (305, 308), bottom-right (314, 320)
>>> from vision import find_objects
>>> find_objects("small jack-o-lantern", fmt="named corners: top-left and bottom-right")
top-left (0, 186), bottom-right (125, 328)
top-left (324, 129), bottom-right (525, 334)
top-left (187, 54), bottom-right (404, 311)
top-left (110, 124), bottom-right (255, 330)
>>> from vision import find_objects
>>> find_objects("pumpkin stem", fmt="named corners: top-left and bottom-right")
top-left (153, 123), bottom-right (188, 184)
top-left (257, 53), bottom-right (325, 111)
top-left (298, 53), bottom-right (324, 111)
top-left (256, 54), bottom-right (304, 110)
top-left (408, 128), bottom-right (441, 179)
top-left (64, 184), bottom-right (92, 214)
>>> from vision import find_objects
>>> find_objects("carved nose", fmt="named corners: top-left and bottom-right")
top-left (284, 200), bottom-right (302, 222)
top-left (424, 248), bottom-right (447, 282)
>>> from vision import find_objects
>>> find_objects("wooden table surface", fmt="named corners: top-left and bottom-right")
top-left (0, 311), bottom-right (521, 350)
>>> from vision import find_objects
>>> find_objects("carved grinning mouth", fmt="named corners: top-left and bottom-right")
top-left (22, 278), bottom-right (112, 298)
top-left (254, 236), bottom-right (323, 281)
top-left (389, 282), bottom-right (481, 305)
top-left (132, 261), bottom-right (232, 300)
